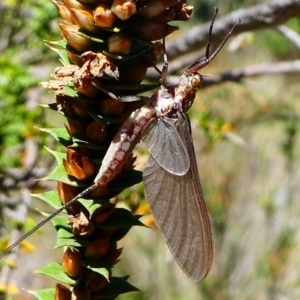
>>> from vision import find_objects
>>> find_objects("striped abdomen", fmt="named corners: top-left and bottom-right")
top-left (94, 105), bottom-right (156, 186)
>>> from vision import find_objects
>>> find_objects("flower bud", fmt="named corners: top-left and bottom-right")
top-left (72, 286), bottom-right (91, 300)
top-left (85, 236), bottom-right (110, 259)
top-left (93, 4), bottom-right (117, 28)
top-left (99, 96), bottom-right (125, 116)
top-left (57, 182), bottom-right (81, 214)
top-left (53, 0), bottom-right (72, 23)
top-left (55, 283), bottom-right (71, 300)
top-left (119, 61), bottom-right (148, 84)
top-left (128, 16), bottom-right (178, 41)
top-left (137, 0), bottom-right (178, 19)
top-left (86, 121), bottom-right (107, 144)
top-left (108, 33), bottom-right (132, 55)
top-left (70, 8), bottom-right (99, 33)
top-left (59, 23), bottom-right (95, 52)
top-left (111, 0), bottom-right (136, 21)
top-left (56, 96), bottom-right (89, 117)
top-left (63, 148), bottom-right (96, 180)
top-left (65, 119), bottom-right (85, 136)
top-left (62, 248), bottom-right (82, 278)
top-left (63, 0), bottom-right (88, 11)
top-left (86, 271), bottom-right (109, 292)
top-left (92, 203), bottom-right (116, 223)
top-left (105, 247), bottom-right (122, 264)
top-left (66, 50), bottom-right (83, 66)
top-left (73, 76), bottom-right (101, 97)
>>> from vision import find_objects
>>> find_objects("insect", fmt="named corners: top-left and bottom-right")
top-left (0, 9), bottom-right (239, 281)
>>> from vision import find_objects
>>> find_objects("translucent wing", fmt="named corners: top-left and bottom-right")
top-left (143, 113), bottom-right (213, 281)
top-left (142, 117), bottom-right (190, 176)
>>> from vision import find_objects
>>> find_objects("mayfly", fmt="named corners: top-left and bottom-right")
top-left (0, 10), bottom-right (240, 281)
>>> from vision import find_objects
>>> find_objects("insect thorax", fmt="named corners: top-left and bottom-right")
top-left (175, 73), bottom-right (202, 113)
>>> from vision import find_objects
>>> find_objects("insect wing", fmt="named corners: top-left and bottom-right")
top-left (142, 117), bottom-right (190, 176)
top-left (143, 114), bottom-right (213, 281)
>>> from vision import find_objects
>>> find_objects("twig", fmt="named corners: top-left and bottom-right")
top-left (276, 25), bottom-right (300, 49)
top-left (155, 60), bottom-right (300, 87)
top-left (0, 190), bottom-right (31, 295)
top-left (166, 0), bottom-right (300, 59)
top-left (202, 60), bottom-right (300, 87)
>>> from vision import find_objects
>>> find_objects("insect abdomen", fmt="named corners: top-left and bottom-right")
top-left (94, 105), bottom-right (155, 186)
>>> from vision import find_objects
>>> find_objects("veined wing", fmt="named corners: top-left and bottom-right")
top-left (142, 117), bottom-right (190, 176)
top-left (143, 113), bottom-right (213, 281)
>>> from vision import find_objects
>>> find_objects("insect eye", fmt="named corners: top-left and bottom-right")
top-left (191, 76), bottom-right (201, 88)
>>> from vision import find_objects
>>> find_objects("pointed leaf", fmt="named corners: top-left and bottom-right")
top-left (45, 40), bottom-right (70, 65)
top-left (81, 259), bottom-right (112, 279)
top-left (108, 169), bottom-right (142, 197)
top-left (42, 164), bottom-right (89, 187)
top-left (45, 39), bottom-right (68, 49)
top-left (29, 288), bottom-right (55, 300)
top-left (43, 103), bottom-right (87, 124)
top-left (44, 147), bottom-right (66, 164)
top-left (77, 198), bottom-right (109, 215)
top-left (77, 31), bottom-right (106, 44)
top-left (55, 227), bottom-right (90, 248)
top-left (32, 191), bottom-right (62, 210)
top-left (56, 86), bottom-right (96, 104)
top-left (97, 208), bottom-right (145, 228)
top-left (96, 276), bottom-right (139, 298)
top-left (110, 226), bottom-right (133, 242)
top-left (70, 137), bottom-right (105, 150)
top-left (51, 215), bottom-right (70, 230)
top-left (40, 128), bottom-right (72, 145)
top-left (35, 262), bottom-right (76, 285)
top-left (89, 111), bottom-right (122, 127)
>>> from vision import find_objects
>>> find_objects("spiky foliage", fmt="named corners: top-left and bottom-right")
top-left (36, 0), bottom-right (193, 299)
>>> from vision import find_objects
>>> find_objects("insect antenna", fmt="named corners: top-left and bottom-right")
top-left (186, 8), bottom-right (241, 74)
top-left (0, 184), bottom-right (98, 259)
top-left (158, 29), bottom-right (169, 86)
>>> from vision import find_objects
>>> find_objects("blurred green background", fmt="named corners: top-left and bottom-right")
top-left (0, 0), bottom-right (300, 299)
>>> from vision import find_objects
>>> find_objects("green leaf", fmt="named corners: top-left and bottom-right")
top-left (44, 147), bottom-right (66, 164)
top-left (29, 288), bottom-right (55, 300)
top-left (43, 103), bottom-right (87, 124)
top-left (78, 198), bottom-right (109, 215)
top-left (45, 39), bottom-right (70, 65)
top-left (42, 164), bottom-right (90, 187)
top-left (96, 276), bottom-right (139, 298)
top-left (55, 227), bottom-right (90, 248)
top-left (81, 259), bottom-right (112, 279)
top-left (77, 31), bottom-right (106, 44)
top-left (51, 215), bottom-right (69, 230)
top-left (70, 137), bottom-right (105, 150)
top-left (31, 191), bottom-right (62, 210)
top-left (108, 169), bottom-right (142, 196)
top-left (58, 86), bottom-right (97, 103)
top-left (110, 226), bottom-right (133, 242)
top-left (45, 39), bottom-right (68, 49)
top-left (89, 111), bottom-right (122, 127)
top-left (35, 262), bottom-right (76, 285)
top-left (98, 208), bottom-right (145, 228)
top-left (40, 128), bottom-right (72, 146)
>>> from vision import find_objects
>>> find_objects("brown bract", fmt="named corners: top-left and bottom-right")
top-left (62, 248), bottom-right (83, 278)
top-left (63, 148), bottom-right (96, 180)
top-left (173, 1), bottom-right (193, 21)
top-left (68, 209), bottom-right (95, 236)
top-left (80, 51), bottom-right (119, 79)
top-left (55, 283), bottom-right (72, 300)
